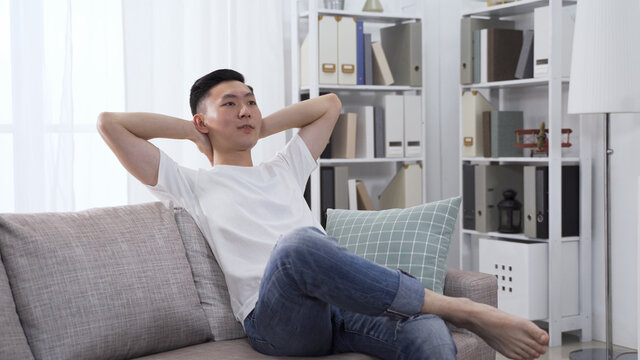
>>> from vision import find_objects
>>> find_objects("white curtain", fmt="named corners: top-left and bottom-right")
top-left (122, 0), bottom-right (289, 205)
top-left (1, 0), bottom-right (127, 213)
top-left (1, 0), bottom-right (289, 212)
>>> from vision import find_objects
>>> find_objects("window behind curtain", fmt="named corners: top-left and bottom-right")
top-left (1, 0), bottom-right (127, 213)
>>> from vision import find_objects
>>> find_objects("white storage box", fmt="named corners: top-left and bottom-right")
top-left (478, 238), bottom-right (579, 321)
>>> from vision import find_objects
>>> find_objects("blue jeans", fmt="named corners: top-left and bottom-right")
top-left (243, 227), bottom-right (457, 360)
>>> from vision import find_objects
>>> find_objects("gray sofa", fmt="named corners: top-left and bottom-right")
top-left (0, 201), bottom-right (496, 360)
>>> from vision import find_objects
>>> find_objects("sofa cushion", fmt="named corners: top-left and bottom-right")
top-left (0, 202), bottom-right (211, 360)
top-left (0, 256), bottom-right (34, 360)
top-left (134, 339), bottom-right (375, 360)
top-left (174, 208), bottom-right (245, 341)
top-left (326, 197), bottom-right (461, 294)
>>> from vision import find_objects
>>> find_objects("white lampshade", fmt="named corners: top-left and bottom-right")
top-left (567, 0), bottom-right (640, 114)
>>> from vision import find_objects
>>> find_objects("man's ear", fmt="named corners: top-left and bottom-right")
top-left (193, 114), bottom-right (209, 133)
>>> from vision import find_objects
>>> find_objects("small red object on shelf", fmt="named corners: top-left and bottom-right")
top-left (515, 122), bottom-right (572, 155)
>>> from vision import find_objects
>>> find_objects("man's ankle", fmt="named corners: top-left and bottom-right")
top-left (421, 290), bottom-right (475, 327)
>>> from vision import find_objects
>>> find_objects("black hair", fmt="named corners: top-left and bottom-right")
top-left (189, 69), bottom-right (253, 116)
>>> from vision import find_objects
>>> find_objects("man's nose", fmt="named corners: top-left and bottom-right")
top-left (239, 104), bottom-right (251, 118)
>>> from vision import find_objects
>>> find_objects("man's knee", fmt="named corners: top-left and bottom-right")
top-left (274, 227), bottom-right (336, 261)
top-left (398, 315), bottom-right (457, 360)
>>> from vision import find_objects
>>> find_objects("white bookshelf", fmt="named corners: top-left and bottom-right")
top-left (462, 156), bottom-right (580, 164)
top-left (291, 0), bottom-right (427, 222)
top-left (461, 229), bottom-right (579, 243)
top-left (301, 85), bottom-right (421, 92)
top-left (319, 157), bottom-right (422, 166)
top-left (300, 9), bottom-right (420, 23)
top-left (461, 77), bottom-right (570, 90)
top-left (462, 0), bottom-right (576, 18)
top-left (458, 0), bottom-right (592, 347)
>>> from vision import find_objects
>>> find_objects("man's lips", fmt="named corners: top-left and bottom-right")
top-left (238, 124), bottom-right (254, 133)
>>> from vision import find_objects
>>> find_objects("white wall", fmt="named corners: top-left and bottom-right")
top-left (122, 0), bottom-right (289, 205)
top-left (431, 0), bottom-right (640, 349)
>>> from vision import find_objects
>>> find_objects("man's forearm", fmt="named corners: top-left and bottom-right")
top-left (259, 94), bottom-right (341, 139)
top-left (98, 112), bottom-right (199, 142)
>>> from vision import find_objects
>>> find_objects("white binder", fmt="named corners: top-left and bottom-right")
top-left (403, 95), bottom-right (422, 157)
top-left (480, 29), bottom-right (488, 83)
top-left (533, 7), bottom-right (549, 78)
top-left (461, 91), bottom-right (494, 158)
top-left (337, 17), bottom-right (357, 85)
top-left (347, 179), bottom-right (358, 210)
top-left (534, 6), bottom-right (574, 78)
top-left (319, 16), bottom-right (338, 84)
top-left (384, 95), bottom-right (404, 157)
top-left (300, 34), bottom-right (310, 86)
top-left (334, 166), bottom-right (349, 210)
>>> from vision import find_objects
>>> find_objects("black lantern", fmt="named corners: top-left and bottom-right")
top-left (497, 189), bottom-right (522, 233)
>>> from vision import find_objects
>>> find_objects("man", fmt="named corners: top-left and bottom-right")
top-left (98, 69), bottom-right (549, 360)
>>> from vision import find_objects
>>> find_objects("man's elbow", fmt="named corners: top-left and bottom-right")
top-left (96, 112), bottom-right (118, 139)
top-left (96, 112), bottom-right (114, 133)
top-left (327, 93), bottom-right (342, 113)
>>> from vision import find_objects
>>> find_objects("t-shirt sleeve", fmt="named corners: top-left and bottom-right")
top-left (276, 133), bottom-right (318, 192)
top-left (145, 149), bottom-right (200, 211)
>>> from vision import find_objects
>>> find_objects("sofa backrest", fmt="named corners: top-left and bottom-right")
top-left (173, 207), bottom-right (245, 340)
top-left (0, 201), bottom-right (212, 360)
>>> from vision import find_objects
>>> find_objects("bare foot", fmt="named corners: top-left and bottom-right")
top-left (457, 300), bottom-right (549, 360)
top-left (421, 290), bottom-right (549, 360)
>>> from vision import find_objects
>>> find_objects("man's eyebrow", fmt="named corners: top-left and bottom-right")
top-left (221, 92), bottom-right (255, 100)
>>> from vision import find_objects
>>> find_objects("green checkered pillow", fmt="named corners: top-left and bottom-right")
top-left (326, 197), bottom-right (461, 294)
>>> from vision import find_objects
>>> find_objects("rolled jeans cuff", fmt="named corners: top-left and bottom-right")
top-left (386, 269), bottom-right (425, 318)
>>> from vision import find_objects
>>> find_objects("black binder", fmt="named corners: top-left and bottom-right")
top-left (530, 165), bottom-right (579, 239)
top-left (463, 164), bottom-right (476, 230)
top-left (320, 167), bottom-right (335, 228)
top-left (535, 167), bottom-right (549, 238)
top-left (303, 180), bottom-right (311, 209)
top-left (562, 165), bottom-right (580, 237)
top-left (374, 106), bottom-right (385, 158)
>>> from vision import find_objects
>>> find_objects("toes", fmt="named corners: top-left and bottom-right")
top-left (522, 335), bottom-right (547, 355)
top-left (539, 332), bottom-right (550, 345)
top-left (530, 328), bottom-right (549, 345)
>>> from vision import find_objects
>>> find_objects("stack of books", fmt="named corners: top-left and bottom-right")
top-left (301, 19), bottom-right (422, 86)
top-left (322, 95), bottom-right (423, 160)
top-left (311, 163), bottom-right (424, 227)
top-left (460, 6), bottom-right (574, 85)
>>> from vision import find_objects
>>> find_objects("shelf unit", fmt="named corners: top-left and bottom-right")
top-left (458, 0), bottom-right (591, 347)
top-left (290, 0), bottom-right (427, 221)
top-left (462, 156), bottom-right (579, 164)
top-left (462, 0), bottom-right (577, 18)
top-left (301, 85), bottom-right (421, 92)
top-left (461, 77), bottom-right (570, 90)
top-left (461, 229), bottom-right (579, 243)
top-left (319, 157), bottom-right (422, 166)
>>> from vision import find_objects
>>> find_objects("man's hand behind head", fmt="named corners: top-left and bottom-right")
top-left (193, 128), bottom-right (214, 166)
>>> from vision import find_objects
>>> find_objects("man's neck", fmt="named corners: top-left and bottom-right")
top-left (213, 150), bottom-right (254, 167)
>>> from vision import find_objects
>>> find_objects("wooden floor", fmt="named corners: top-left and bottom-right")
top-left (495, 334), bottom-right (636, 360)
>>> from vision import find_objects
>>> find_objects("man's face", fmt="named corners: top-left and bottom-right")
top-left (201, 80), bottom-right (262, 153)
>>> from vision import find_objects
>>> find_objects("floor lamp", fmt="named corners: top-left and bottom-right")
top-left (567, 0), bottom-right (640, 359)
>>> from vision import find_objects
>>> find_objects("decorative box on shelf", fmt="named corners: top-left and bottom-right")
top-left (478, 238), bottom-right (579, 321)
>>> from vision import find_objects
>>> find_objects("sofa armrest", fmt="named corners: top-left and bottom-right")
top-left (443, 269), bottom-right (497, 360)
top-left (443, 268), bottom-right (497, 307)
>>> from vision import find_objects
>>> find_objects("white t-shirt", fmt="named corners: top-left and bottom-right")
top-left (146, 134), bottom-right (325, 323)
